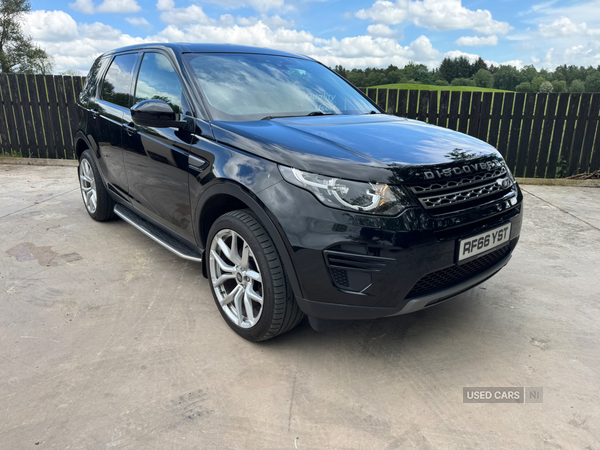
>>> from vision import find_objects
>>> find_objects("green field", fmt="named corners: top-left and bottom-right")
top-left (368, 83), bottom-right (511, 93)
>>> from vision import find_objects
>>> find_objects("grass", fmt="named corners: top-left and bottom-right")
top-left (367, 83), bottom-right (511, 93)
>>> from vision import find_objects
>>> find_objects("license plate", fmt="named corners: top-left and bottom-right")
top-left (458, 223), bottom-right (512, 262)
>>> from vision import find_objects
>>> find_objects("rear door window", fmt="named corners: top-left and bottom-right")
top-left (100, 53), bottom-right (137, 108)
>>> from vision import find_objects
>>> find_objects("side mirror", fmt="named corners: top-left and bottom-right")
top-left (130, 99), bottom-right (186, 129)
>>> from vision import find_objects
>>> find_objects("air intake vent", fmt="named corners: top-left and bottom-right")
top-left (324, 250), bottom-right (396, 292)
top-left (324, 251), bottom-right (396, 272)
top-left (406, 245), bottom-right (510, 298)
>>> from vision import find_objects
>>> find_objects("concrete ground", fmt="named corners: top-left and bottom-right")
top-left (0, 163), bottom-right (599, 450)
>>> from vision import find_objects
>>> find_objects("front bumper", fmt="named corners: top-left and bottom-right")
top-left (258, 180), bottom-right (523, 321)
top-left (296, 251), bottom-right (512, 320)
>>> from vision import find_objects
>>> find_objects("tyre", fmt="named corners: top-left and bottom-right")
top-left (206, 210), bottom-right (304, 341)
top-left (79, 150), bottom-right (116, 221)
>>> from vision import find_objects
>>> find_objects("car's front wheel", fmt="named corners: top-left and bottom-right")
top-left (206, 210), bottom-right (304, 341)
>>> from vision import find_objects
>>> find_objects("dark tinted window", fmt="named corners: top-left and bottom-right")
top-left (81, 55), bottom-right (109, 103)
top-left (101, 53), bottom-right (137, 108)
top-left (134, 53), bottom-right (183, 114)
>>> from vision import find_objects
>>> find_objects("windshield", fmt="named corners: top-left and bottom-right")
top-left (183, 53), bottom-right (376, 121)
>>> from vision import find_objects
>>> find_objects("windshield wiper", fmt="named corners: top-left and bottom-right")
top-left (306, 111), bottom-right (337, 116)
top-left (363, 110), bottom-right (379, 114)
top-left (261, 114), bottom-right (301, 120)
top-left (261, 111), bottom-right (338, 120)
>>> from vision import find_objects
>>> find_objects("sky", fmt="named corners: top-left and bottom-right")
top-left (24, 0), bottom-right (600, 74)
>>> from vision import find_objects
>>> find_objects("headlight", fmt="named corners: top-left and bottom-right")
top-left (279, 166), bottom-right (415, 216)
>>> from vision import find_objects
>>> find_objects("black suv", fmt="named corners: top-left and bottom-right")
top-left (75, 43), bottom-right (523, 341)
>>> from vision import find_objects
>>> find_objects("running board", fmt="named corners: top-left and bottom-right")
top-left (114, 204), bottom-right (202, 263)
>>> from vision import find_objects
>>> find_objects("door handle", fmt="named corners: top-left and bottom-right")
top-left (91, 109), bottom-right (98, 119)
top-left (125, 122), bottom-right (136, 137)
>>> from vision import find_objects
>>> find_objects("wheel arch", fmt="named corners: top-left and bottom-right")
top-left (74, 132), bottom-right (93, 160)
top-left (195, 181), bottom-right (303, 299)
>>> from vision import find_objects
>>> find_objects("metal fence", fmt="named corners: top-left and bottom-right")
top-left (1, 73), bottom-right (598, 178)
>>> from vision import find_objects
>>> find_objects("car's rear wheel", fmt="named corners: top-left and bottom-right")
top-left (79, 150), bottom-right (115, 221)
top-left (207, 210), bottom-right (304, 341)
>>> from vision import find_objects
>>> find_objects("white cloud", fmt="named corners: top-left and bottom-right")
top-left (366, 24), bottom-right (399, 37)
top-left (151, 19), bottom-right (443, 68)
top-left (126, 17), bottom-right (151, 28)
top-left (527, 1), bottom-right (600, 25)
top-left (501, 59), bottom-right (524, 70)
top-left (69, 0), bottom-right (95, 14)
top-left (26, 9), bottom-right (498, 74)
top-left (356, 0), bottom-right (511, 35)
top-left (236, 14), bottom-right (295, 28)
top-left (156, 0), bottom-right (174, 11)
top-left (539, 17), bottom-right (600, 37)
top-left (160, 5), bottom-right (213, 25)
top-left (79, 22), bottom-right (123, 40)
top-left (23, 10), bottom-right (79, 42)
top-left (69, 0), bottom-right (141, 14)
top-left (456, 35), bottom-right (498, 46)
top-left (200, 0), bottom-right (288, 14)
top-left (97, 0), bottom-right (141, 13)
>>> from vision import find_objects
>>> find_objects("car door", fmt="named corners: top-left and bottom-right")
top-left (92, 52), bottom-right (138, 200)
top-left (123, 51), bottom-right (196, 243)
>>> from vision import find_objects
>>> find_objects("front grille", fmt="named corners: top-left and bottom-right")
top-left (411, 167), bottom-right (507, 194)
top-left (406, 245), bottom-right (510, 298)
top-left (408, 166), bottom-right (514, 215)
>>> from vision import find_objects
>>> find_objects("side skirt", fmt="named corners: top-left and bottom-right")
top-left (114, 204), bottom-right (202, 263)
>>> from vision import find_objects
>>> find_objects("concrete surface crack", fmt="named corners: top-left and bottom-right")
top-left (0, 188), bottom-right (79, 221)
top-left (287, 370), bottom-right (298, 432)
top-left (521, 186), bottom-right (600, 232)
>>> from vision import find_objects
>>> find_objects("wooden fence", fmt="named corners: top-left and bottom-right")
top-left (0, 73), bottom-right (85, 160)
top-left (0, 73), bottom-right (599, 178)
top-left (362, 87), bottom-right (600, 178)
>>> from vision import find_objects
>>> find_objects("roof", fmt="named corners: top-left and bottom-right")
top-left (102, 43), bottom-right (312, 60)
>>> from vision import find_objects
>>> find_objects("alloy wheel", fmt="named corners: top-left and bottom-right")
top-left (80, 159), bottom-right (97, 214)
top-left (209, 228), bottom-right (264, 328)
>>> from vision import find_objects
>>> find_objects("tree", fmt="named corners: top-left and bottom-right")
top-left (333, 65), bottom-right (347, 78)
top-left (552, 80), bottom-right (567, 93)
top-left (569, 79), bottom-right (585, 92)
top-left (434, 79), bottom-right (449, 86)
top-left (531, 76), bottom-right (546, 92)
top-left (0, 0), bottom-right (53, 74)
top-left (515, 82), bottom-right (532, 93)
top-left (585, 71), bottom-right (600, 92)
top-left (438, 57), bottom-right (457, 83)
top-left (539, 81), bottom-right (553, 93)
top-left (60, 69), bottom-right (81, 76)
top-left (494, 65), bottom-right (520, 91)
top-left (474, 69), bottom-right (494, 88)
top-left (519, 65), bottom-right (538, 84)
top-left (472, 57), bottom-right (488, 74)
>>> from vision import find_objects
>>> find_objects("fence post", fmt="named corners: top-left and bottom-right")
top-left (569, 93), bottom-right (591, 175)
top-left (526, 93), bottom-right (547, 177)
top-left (580, 93), bottom-right (600, 173)
top-left (418, 90), bottom-right (429, 123)
top-left (376, 88), bottom-right (387, 112)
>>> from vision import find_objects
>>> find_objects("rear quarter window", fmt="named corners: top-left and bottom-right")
top-left (80, 55), bottom-right (109, 104)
